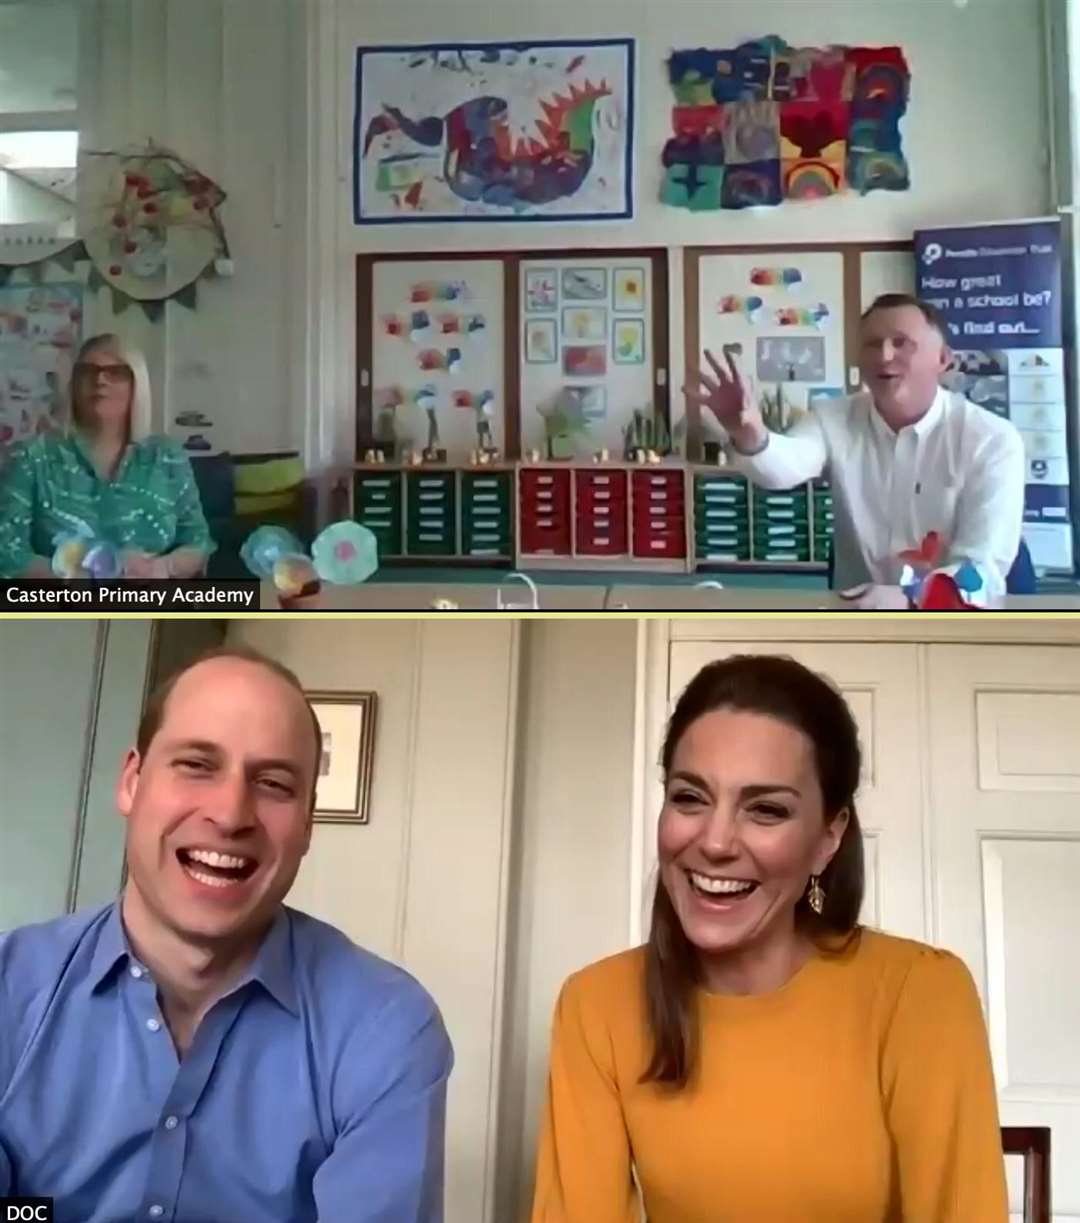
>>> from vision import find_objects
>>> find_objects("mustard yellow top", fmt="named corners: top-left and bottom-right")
top-left (531, 929), bottom-right (1008, 1223)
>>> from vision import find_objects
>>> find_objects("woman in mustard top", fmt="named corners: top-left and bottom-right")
top-left (0, 333), bottom-right (213, 579)
top-left (531, 655), bottom-right (1008, 1223)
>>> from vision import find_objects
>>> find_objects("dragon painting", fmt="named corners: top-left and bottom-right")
top-left (363, 80), bottom-right (613, 211)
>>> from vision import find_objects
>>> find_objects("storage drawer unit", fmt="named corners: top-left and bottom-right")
top-left (461, 471), bottom-right (513, 559)
top-left (519, 468), bottom-right (572, 555)
top-left (406, 471), bottom-right (457, 556)
top-left (694, 474), bottom-right (751, 562)
top-left (631, 469), bottom-right (687, 560)
top-left (353, 471), bottom-right (403, 557)
top-left (751, 487), bottom-right (811, 562)
top-left (575, 469), bottom-right (629, 556)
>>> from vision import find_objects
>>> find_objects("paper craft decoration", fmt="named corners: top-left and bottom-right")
top-left (525, 269), bottom-right (558, 311)
top-left (453, 390), bottom-right (474, 408)
top-left (613, 267), bottom-right (646, 311)
top-left (410, 280), bottom-right (466, 303)
top-left (525, 318), bottom-right (558, 364)
top-left (757, 336), bottom-right (826, 382)
top-left (562, 267), bottom-right (607, 301)
top-left (355, 39), bottom-right (634, 223)
top-left (465, 313), bottom-right (486, 335)
top-left (719, 294), bottom-right (766, 323)
top-left (446, 346), bottom-right (462, 373)
top-left (418, 349), bottom-right (444, 371)
top-left (897, 532), bottom-right (985, 610)
top-left (439, 314), bottom-right (461, 335)
top-left (409, 310), bottom-right (432, 340)
top-left (613, 318), bottom-right (646, 364)
top-left (751, 266), bottom-right (803, 288)
top-left (80, 145), bottom-right (230, 319)
top-left (563, 344), bottom-right (606, 376)
top-left (414, 384), bottom-right (438, 410)
top-left (242, 522), bottom-right (379, 597)
top-left (51, 521), bottom-right (122, 579)
top-left (562, 307), bottom-right (607, 342)
top-left (661, 38), bottom-right (910, 211)
top-left (383, 315), bottom-right (405, 337)
top-left (776, 303), bottom-right (830, 328)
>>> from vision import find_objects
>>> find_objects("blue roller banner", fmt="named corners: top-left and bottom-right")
top-left (915, 219), bottom-right (1074, 572)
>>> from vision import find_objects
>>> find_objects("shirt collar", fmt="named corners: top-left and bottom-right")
top-left (88, 901), bottom-right (299, 1017)
top-left (867, 385), bottom-right (946, 442)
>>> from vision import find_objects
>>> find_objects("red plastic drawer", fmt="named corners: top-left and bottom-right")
top-left (632, 470), bottom-right (684, 495)
top-left (521, 523), bottom-right (572, 554)
top-left (632, 529), bottom-right (687, 559)
top-left (575, 515), bottom-right (628, 554)
top-left (521, 468), bottom-right (571, 497)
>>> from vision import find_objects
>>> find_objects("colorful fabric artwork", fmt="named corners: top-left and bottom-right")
top-left (355, 39), bottom-right (634, 223)
top-left (662, 37), bottom-right (910, 212)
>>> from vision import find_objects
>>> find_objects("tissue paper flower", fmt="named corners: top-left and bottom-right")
top-left (52, 523), bottom-right (121, 579)
top-left (240, 526), bottom-right (306, 580)
top-left (311, 522), bottom-right (378, 585)
top-left (242, 521), bottom-right (379, 594)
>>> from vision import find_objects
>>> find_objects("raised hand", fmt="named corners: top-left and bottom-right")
top-left (683, 347), bottom-right (767, 453)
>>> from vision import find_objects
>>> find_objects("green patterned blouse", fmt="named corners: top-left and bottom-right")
top-left (0, 432), bottom-right (214, 578)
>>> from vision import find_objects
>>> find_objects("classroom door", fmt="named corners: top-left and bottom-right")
top-left (665, 640), bottom-right (928, 939)
top-left (927, 644), bottom-right (1080, 1222)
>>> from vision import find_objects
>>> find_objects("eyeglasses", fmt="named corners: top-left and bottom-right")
top-left (74, 362), bottom-right (133, 382)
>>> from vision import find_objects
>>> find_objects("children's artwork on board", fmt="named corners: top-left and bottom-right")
top-left (0, 283), bottom-right (82, 463)
top-left (562, 267), bottom-right (608, 302)
top-left (524, 269), bottom-right (558, 312)
top-left (613, 317), bottom-right (646, 364)
top-left (563, 344), bottom-right (606, 377)
top-left (355, 39), bottom-right (634, 223)
top-left (719, 294), bottom-right (767, 324)
top-left (661, 38), bottom-right (910, 212)
top-left (756, 336), bottom-right (827, 382)
top-left (525, 317), bottom-right (558, 364)
top-left (562, 306), bottom-right (607, 343)
top-left (613, 267), bottom-right (646, 311)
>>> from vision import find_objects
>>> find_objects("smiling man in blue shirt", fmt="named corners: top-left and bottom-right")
top-left (0, 646), bottom-right (453, 1223)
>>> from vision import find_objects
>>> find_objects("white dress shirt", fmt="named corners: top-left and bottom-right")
top-left (726, 387), bottom-right (1026, 604)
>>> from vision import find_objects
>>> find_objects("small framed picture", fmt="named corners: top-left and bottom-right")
top-left (524, 317), bottom-right (558, 363)
top-left (613, 266), bottom-right (646, 312)
top-left (307, 692), bottom-right (377, 823)
top-left (562, 306), bottom-right (607, 343)
top-left (613, 317), bottom-right (646, 364)
top-left (563, 343), bottom-right (607, 377)
top-left (524, 268), bottom-right (558, 312)
top-left (561, 266), bottom-right (608, 302)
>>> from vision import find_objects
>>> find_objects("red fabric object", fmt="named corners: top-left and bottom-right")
top-left (846, 46), bottom-right (910, 77)
top-left (899, 530), bottom-right (944, 568)
top-left (919, 573), bottom-right (974, 611)
top-left (672, 105), bottom-right (726, 138)
top-left (780, 101), bottom-right (849, 156)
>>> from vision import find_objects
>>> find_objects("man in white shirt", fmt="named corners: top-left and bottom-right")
top-left (684, 294), bottom-right (1026, 609)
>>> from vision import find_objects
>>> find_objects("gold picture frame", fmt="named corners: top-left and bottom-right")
top-left (307, 691), bottom-right (377, 823)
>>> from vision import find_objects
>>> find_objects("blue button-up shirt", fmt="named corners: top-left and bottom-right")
top-left (0, 902), bottom-right (453, 1222)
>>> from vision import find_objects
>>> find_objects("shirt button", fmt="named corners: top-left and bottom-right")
top-left (164, 1115), bottom-right (179, 1130)
top-left (146, 1018), bottom-right (161, 1032)
top-left (130, 965), bottom-right (144, 979)
top-left (149, 1208), bottom-right (164, 1219)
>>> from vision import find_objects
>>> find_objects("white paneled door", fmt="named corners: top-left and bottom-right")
top-left (927, 645), bottom-right (1080, 1222)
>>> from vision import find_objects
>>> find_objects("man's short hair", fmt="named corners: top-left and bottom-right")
top-left (136, 645), bottom-right (322, 808)
top-left (860, 293), bottom-right (951, 344)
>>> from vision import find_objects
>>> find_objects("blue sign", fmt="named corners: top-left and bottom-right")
top-left (914, 220), bottom-right (1062, 349)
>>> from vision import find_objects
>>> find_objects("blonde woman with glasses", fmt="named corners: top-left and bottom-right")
top-left (0, 333), bottom-right (213, 578)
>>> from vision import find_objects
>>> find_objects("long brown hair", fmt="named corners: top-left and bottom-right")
top-left (641, 654), bottom-right (865, 1088)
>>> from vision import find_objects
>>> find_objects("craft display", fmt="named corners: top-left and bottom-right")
top-left (242, 522), bottom-right (379, 598)
top-left (355, 40), bottom-right (634, 222)
top-left (81, 145), bottom-right (230, 320)
top-left (662, 37), bottom-right (910, 211)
